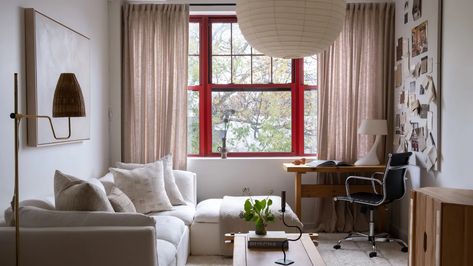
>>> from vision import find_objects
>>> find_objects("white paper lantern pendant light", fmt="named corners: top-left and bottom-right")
top-left (236, 0), bottom-right (346, 59)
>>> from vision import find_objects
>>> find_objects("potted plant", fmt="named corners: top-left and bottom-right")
top-left (240, 188), bottom-right (275, 235)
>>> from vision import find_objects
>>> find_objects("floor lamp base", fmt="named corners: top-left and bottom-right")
top-left (275, 259), bottom-right (294, 265)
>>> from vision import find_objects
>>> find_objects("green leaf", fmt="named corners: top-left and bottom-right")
top-left (267, 199), bottom-right (273, 207)
top-left (254, 200), bottom-right (262, 211)
top-left (244, 212), bottom-right (254, 221)
top-left (244, 199), bottom-right (252, 212)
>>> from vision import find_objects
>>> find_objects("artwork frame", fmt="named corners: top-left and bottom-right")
top-left (25, 8), bottom-right (90, 146)
top-left (394, 0), bottom-right (442, 171)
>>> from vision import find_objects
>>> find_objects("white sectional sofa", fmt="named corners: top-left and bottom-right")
top-left (0, 170), bottom-right (196, 266)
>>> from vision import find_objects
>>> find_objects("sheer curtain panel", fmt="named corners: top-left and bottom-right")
top-left (122, 4), bottom-right (189, 169)
top-left (315, 3), bottom-right (395, 232)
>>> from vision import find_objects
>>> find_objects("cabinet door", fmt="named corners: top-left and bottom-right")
top-left (441, 204), bottom-right (473, 265)
top-left (412, 192), bottom-right (441, 266)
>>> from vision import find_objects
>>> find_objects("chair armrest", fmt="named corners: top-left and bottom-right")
top-left (0, 226), bottom-right (157, 266)
top-left (345, 176), bottom-right (383, 197)
top-left (173, 170), bottom-right (197, 206)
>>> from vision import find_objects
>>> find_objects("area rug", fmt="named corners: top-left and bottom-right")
top-left (186, 233), bottom-right (408, 266)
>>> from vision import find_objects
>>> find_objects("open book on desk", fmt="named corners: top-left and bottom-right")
top-left (305, 160), bottom-right (352, 167)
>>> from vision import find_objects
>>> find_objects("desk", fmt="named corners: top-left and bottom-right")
top-left (283, 163), bottom-right (386, 221)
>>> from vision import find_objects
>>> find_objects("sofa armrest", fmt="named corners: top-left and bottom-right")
top-left (173, 170), bottom-right (197, 206)
top-left (0, 226), bottom-right (157, 266)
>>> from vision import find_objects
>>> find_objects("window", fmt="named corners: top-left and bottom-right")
top-left (188, 16), bottom-right (317, 156)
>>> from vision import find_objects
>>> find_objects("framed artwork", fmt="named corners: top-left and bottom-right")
top-left (25, 8), bottom-right (90, 146)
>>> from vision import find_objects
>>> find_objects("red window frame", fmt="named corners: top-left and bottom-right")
top-left (188, 15), bottom-right (317, 157)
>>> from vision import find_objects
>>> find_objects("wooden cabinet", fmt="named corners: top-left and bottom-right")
top-left (409, 187), bottom-right (473, 266)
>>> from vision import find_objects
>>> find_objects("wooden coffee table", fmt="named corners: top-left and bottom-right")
top-left (233, 233), bottom-right (326, 266)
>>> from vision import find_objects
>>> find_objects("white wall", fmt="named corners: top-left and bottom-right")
top-left (109, 0), bottom-right (123, 165)
top-left (426, 0), bottom-right (473, 189)
top-left (0, 0), bottom-right (111, 215)
top-left (392, 0), bottom-right (473, 240)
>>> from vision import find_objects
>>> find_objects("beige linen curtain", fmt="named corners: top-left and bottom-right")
top-left (122, 4), bottom-right (189, 169)
top-left (315, 3), bottom-right (395, 232)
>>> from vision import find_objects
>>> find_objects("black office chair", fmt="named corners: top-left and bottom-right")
top-left (333, 152), bottom-right (412, 258)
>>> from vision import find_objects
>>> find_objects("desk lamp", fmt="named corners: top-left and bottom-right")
top-left (354, 119), bottom-right (387, 165)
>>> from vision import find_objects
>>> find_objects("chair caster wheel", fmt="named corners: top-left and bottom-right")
top-left (333, 244), bottom-right (341, 249)
top-left (369, 252), bottom-right (377, 258)
top-left (401, 247), bottom-right (408, 253)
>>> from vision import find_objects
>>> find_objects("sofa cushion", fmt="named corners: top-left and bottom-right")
top-left (194, 199), bottom-right (222, 223)
top-left (16, 206), bottom-right (155, 227)
top-left (148, 204), bottom-right (195, 226)
top-left (156, 239), bottom-right (177, 266)
top-left (115, 155), bottom-right (186, 206)
top-left (110, 163), bottom-right (172, 213)
top-left (107, 185), bottom-right (137, 213)
top-left (54, 170), bottom-right (114, 212)
top-left (153, 216), bottom-right (185, 248)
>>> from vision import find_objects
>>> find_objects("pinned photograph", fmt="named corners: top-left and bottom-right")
top-left (425, 75), bottom-right (436, 102)
top-left (416, 127), bottom-right (426, 152)
top-left (396, 38), bottom-right (403, 61)
top-left (420, 104), bottom-right (430, 118)
top-left (400, 90), bottom-right (406, 105)
top-left (395, 114), bottom-right (401, 134)
top-left (395, 64), bottom-right (402, 87)
top-left (409, 95), bottom-right (420, 113)
top-left (409, 81), bottom-right (416, 93)
top-left (412, 21), bottom-right (428, 57)
top-left (412, 0), bottom-right (422, 21)
top-left (420, 56), bottom-right (428, 74)
top-left (419, 83), bottom-right (425, 95)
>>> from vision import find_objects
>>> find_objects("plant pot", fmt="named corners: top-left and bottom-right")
top-left (255, 221), bottom-right (267, 235)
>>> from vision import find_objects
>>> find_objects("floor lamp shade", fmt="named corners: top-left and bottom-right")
top-left (52, 73), bottom-right (86, 117)
top-left (236, 0), bottom-right (346, 59)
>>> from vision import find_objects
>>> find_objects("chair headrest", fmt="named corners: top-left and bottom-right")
top-left (389, 152), bottom-right (412, 167)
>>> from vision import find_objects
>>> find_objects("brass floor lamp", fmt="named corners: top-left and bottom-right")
top-left (10, 72), bottom-right (86, 266)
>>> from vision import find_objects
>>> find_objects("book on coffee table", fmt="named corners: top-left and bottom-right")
top-left (248, 231), bottom-right (287, 242)
top-left (247, 231), bottom-right (288, 249)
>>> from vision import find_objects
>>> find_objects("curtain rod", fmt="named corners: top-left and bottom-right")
top-left (190, 3), bottom-right (236, 6)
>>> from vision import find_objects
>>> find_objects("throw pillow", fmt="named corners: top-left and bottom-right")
top-left (110, 162), bottom-right (172, 213)
top-left (115, 154), bottom-right (186, 205)
top-left (54, 170), bottom-right (114, 212)
top-left (107, 185), bottom-right (137, 213)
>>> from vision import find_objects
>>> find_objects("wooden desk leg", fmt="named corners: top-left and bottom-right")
top-left (295, 173), bottom-right (302, 219)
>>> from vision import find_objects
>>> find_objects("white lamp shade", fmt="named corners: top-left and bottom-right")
top-left (358, 119), bottom-right (388, 135)
top-left (236, 0), bottom-right (346, 59)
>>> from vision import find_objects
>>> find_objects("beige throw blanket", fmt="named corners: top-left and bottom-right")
top-left (219, 196), bottom-right (303, 256)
